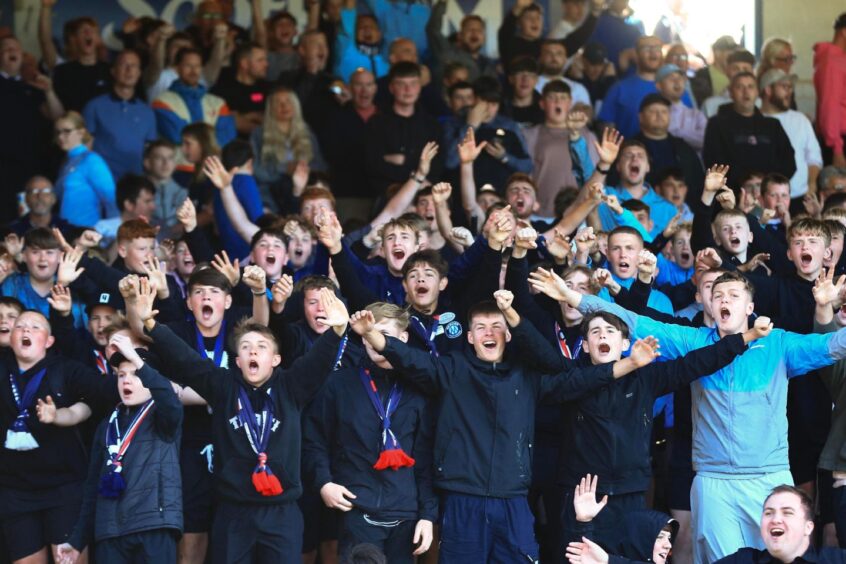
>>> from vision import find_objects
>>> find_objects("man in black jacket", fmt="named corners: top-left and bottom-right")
top-left (715, 485), bottom-right (846, 563)
top-left (554, 310), bottom-right (768, 561)
top-left (352, 289), bottom-right (658, 563)
top-left (364, 62), bottom-right (443, 197)
top-left (703, 72), bottom-right (797, 189)
top-left (303, 302), bottom-right (436, 562)
top-left (131, 278), bottom-right (350, 563)
top-left (634, 93), bottom-right (704, 203)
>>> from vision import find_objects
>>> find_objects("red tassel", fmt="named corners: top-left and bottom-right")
top-left (263, 469), bottom-right (284, 496)
top-left (373, 448), bottom-right (416, 471)
top-left (252, 470), bottom-right (270, 495)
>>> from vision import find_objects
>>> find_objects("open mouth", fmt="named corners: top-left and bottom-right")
top-left (658, 551), bottom-right (668, 560)
top-left (183, 258), bottom-right (194, 267)
top-left (247, 360), bottom-right (259, 374)
top-left (315, 315), bottom-right (327, 325)
top-left (84, 38), bottom-right (94, 48)
top-left (122, 387), bottom-right (133, 397)
top-left (769, 527), bottom-right (785, 537)
top-left (0, 326), bottom-right (10, 335)
top-left (415, 287), bottom-right (429, 296)
top-left (618, 261), bottom-right (630, 270)
top-left (392, 249), bottom-right (406, 261)
top-left (629, 165), bottom-right (641, 176)
top-left (720, 307), bottom-right (731, 321)
top-left (482, 340), bottom-right (497, 350)
top-left (730, 237), bottom-right (741, 247)
top-left (265, 255), bottom-right (276, 265)
top-left (598, 343), bottom-right (610, 354)
top-left (201, 305), bottom-right (214, 320)
top-left (800, 253), bottom-right (812, 267)
top-left (21, 336), bottom-right (31, 347)
top-left (680, 252), bottom-right (691, 262)
top-left (293, 249), bottom-right (304, 258)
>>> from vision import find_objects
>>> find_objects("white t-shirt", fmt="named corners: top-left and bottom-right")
top-left (767, 109), bottom-right (823, 198)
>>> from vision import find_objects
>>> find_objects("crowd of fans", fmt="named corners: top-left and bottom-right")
top-left (2, 0), bottom-right (846, 563)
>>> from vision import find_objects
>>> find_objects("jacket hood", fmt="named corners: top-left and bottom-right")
top-left (611, 510), bottom-right (678, 562)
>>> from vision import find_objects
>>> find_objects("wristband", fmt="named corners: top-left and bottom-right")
top-left (597, 164), bottom-right (611, 174)
top-left (252, 289), bottom-right (267, 296)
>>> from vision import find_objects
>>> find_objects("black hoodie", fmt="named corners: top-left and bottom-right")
top-left (703, 104), bottom-right (796, 189)
top-left (574, 509), bottom-right (678, 564)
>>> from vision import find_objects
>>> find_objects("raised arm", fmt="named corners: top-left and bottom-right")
top-left (38, 0), bottom-right (58, 71)
top-left (251, 0), bottom-right (268, 47)
top-left (204, 156), bottom-right (260, 243)
top-left (369, 142), bottom-right (439, 228)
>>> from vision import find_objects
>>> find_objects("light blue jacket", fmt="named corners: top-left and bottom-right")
top-left (577, 294), bottom-right (846, 476)
top-left (56, 145), bottom-right (118, 227)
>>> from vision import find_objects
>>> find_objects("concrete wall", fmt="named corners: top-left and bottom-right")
top-left (760, 0), bottom-right (843, 117)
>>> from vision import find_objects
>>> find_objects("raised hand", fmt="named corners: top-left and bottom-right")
top-left (803, 193), bottom-right (823, 218)
top-left (493, 289), bottom-right (514, 312)
top-left (573, 474), bottom-right (608, 522)
top-left (593, 127), bottom-right (622, 166)
top-left (488, 206), bottom-right (515, 245)
top-left (747, 316), bottom-right (774, 341)
top-left (416, 141), bottom-right (439, 178)
top-left (575, 226), bottom-right (596, 255)
top-left (110, 333), bottom-right (144, 367)
top-left (695, 248), bottom-right (723, 271)
top-left (78, 229), bottom-right (102, 249)
top-left (566, 110), bottom-right (589, 133)
top-left (450, 227), bottom-right (475, 248)
top-left (716, 188), bottom-right (736, 210)
top-left (661, 212), bottom-right (682, 239)
top-left (602, 194), bottom-right (623, 215)
top-left (35, 395), bottom-right (57, 424)
top-left (586, 181), bottom-right (604, 204)
top-left (349, 309), bottom-right (376, 337)
top-left (271, 274), bottom-right (294, 314)
top-left (317, 212), bottom-right (343, 254)
top-left (457, 127), bottom-right (488, 164)
top-left (759, 208), bottom-right (777, 225)
top-left (56, 247), bottom-right (85, 286)
top-left (176, 198), bottom-right (198, 233)
top-left (636, 249), bottom-right (657, 280)
top-left (431, 182), bottom-right (452, 204)
top-left (529, 267), bottom-right (574, 304)
top-left (514, 227), bottom-right (539, 250)
top-left (316, 287), bottom-right (349, 333)
top-left (319, 482), bottom-right (357, 511)
top-left (737, 252), bottom-right (770, 275)
top-left (629, 336), bottom-right (661, 367)
top-left (47, 284), bottom-right (72, 316)
top-left (704, 165), bottom-right (730, 193)
top-left (292, 160), bottom-right (310, 196)
top-left (203, 156), bottom-right (234, 190)
top-left (118, 274), bottom-right (140, 303)
top-left (813, 267), bottom-right (846, 307)
top-left (546, 229), bottom-right (574, 263)
top-left (142, 259), bottom-right (169, 298)
top-left (134, 276), bottom-right (160, 323)
top-left (242, 265), bottom-right (267, 294)
top-left (211, 251), bottom-right (241, 287)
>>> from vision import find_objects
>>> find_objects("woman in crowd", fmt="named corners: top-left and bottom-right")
top-left (54, 111), bottom-right (118, 227)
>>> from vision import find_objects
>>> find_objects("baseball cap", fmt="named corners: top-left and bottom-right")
top-left (759, 68), bottom-right (797, 91)
top-left (583, 43), bottom-right (607, 65)
top-left (639, 93), bottom-right (671, 112)
top-left (478, 184), bottom-right (497, 195)
top-left (656, 64), bottom-right (684, 83)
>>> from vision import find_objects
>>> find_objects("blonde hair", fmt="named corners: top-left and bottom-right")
top-left (757, 37), bottom-right (793, 79)
top-left (57, 111), bottom-right (93, 145)
top-left (366, 302), bottom-right (410, 330)
top-left (182, 122), bottom-right (220, 183)
top-left (260, 87), bottom-right (314, 166)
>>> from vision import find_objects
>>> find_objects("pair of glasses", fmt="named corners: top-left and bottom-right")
top-left (29, 188), bottom-right (52, 195)
top-left (55, 127), bottom-right (78, 136)
top-left (638, 46), bottom-right (663, 53)
top-left (775, 54), bottom-right (798, 63)
top-left (199, 12), bottom-right (224, 20)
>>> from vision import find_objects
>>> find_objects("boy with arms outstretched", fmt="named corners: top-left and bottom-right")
top-left (349, 290), bottom-right (660, 563)
top-left (126, 277), bottom-right (351, 562)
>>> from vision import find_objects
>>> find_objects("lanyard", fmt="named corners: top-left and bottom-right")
top-left (93, 349), bottom-right (110, 375)
top-left (195, 319), bottom-right (226, 367)
top-left (105, 400), bottom-right (155, 464)
top-left (358, 368), bottom-right (403, 437)
top-left (554, 322), bottom-right (582, 360)
top-left (236, 386), bottom-right (273, 456)
top-left (409, 316), bottom-right (439, 357)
